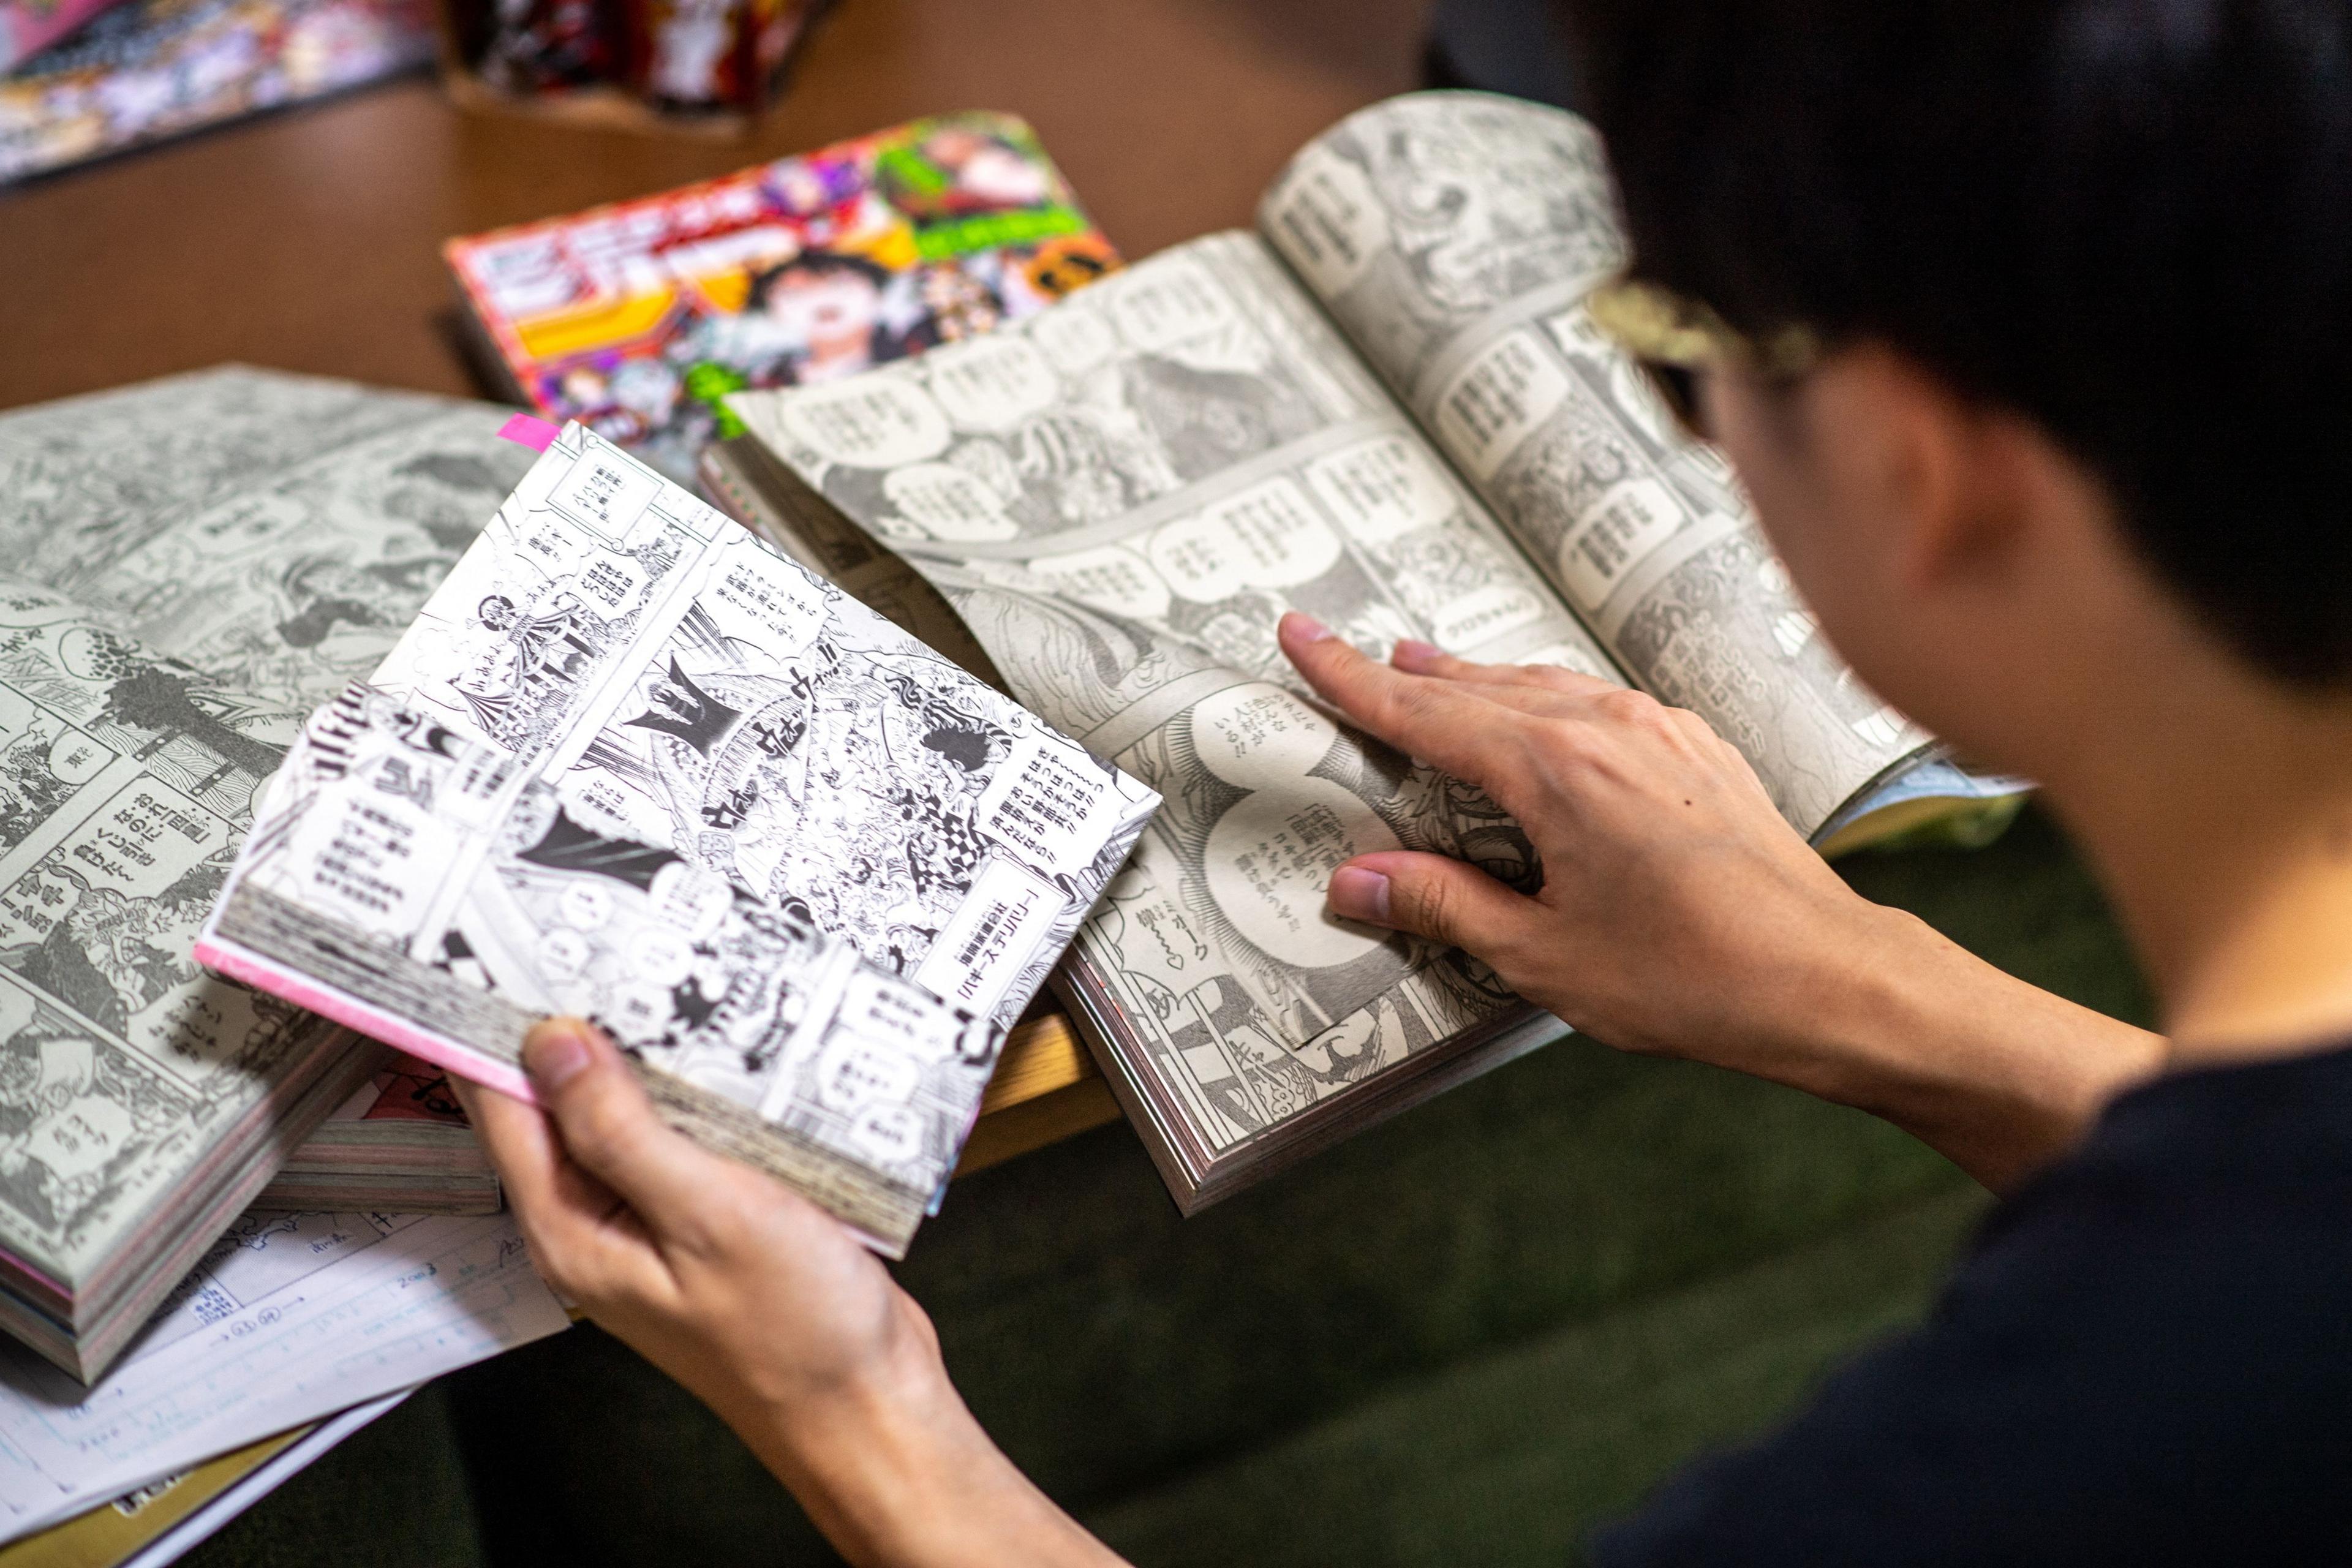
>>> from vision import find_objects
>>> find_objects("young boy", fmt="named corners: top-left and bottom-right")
top-left (459, 1), bottom-right (2352, 1559)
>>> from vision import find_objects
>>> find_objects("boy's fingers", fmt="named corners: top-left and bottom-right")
top-left (454, 1074), bottom-right (660, 1304)
top-left (521, 1019), bottom-right (722, 1244)
top-left (1388, 639), bottom-right (1623, 699)
top-left (1327, 850), bottom-right (1539, 959)
top-left (1278, 613), bottom-right (1521, 782)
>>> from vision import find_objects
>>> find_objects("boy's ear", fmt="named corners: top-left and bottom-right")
top-left (1816, 345), bottom-right (2032, 598)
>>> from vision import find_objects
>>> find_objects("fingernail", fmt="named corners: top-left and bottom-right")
top-left (1392, 638), bottom-right (1440, 669)
top-left (1327, 865), bottom-right (1393, 925)
top-left (1282, 611), bottom-right (1335, 643)
top-left (524, 1018), bottom-right (595, 1090)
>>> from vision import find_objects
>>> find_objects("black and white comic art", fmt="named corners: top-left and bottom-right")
top-left (736, 235), bottom-right (1612, 1160)
top-left (356, 423), bottom-right (1158, 1037)
top-left (731, 96), bottom-right (1953, 1167)
top-left (205, 688), bottom-right (1008, 1247)
top-left (0, 368), bottom-right (535, 714)
top-left (1259, 96), bottom-right (1931, 832)
top-left (0, 590), bottom-right (342, 1295)
top-left (0, 369), bottom-right (539, 1376)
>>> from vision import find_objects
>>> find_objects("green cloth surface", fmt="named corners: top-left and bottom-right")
top-left (185, 807), bottom-right (2149, 1566)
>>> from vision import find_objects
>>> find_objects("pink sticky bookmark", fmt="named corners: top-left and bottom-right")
top-left (497, 413), bottom-right (560, 452)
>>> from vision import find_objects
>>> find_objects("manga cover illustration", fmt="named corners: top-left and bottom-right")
top-left (445, 111), bottom-right (1123, 483)
top-left (0, 0), bottom-right (435, 184)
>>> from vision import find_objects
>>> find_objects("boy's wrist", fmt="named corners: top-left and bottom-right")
top-left (1787, 901), bottom-right (2163, 1186)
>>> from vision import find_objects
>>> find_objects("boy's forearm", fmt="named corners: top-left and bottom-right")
top-left (732, 1348), bottom-right (1128, 1568)
top-left (1760, 902), bottom-right (2165, 1189)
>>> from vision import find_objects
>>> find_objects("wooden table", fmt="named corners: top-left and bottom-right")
top-left (0, 0), bottom-right (1435, 1170)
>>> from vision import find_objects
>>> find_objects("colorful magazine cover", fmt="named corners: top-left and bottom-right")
top-left (443, 111), bottom-right (1122, 482)
top-left (0, 0), bottom-right (433, 184)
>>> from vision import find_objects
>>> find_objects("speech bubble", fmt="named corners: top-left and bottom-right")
top-left (563, 549), bottom-right (652, 620)
top-left (1024, 546), bottom-right (1170, 621)
top-left (534, 926), bottom-right (592, 983)
top-left (1302, 435), bottom-right (1457, 543)
top-left (813, 1030), bottom-right (922, 1112)
top-left (557, 880), bottom-right (614, 932)
top-left (850, 1102), bottom-right (925, 1166)
top-left (1558, 478), bottom-right (1683, 608)
top-left (881, 462), bottom-right (1019, 542)
top-left (45, 729), bottom-right (110, 788)
top-left (1205, 780), bottom-right (1399, 968)
top-left (650, 861), bottom-right (734, 941)
top-left (926, 337), bottom-right (1061, 431)
top-left (59, 783), bottom-right (227, 900)
top-left (1109, 255), bottom-right (1240, 352)
top-left (1263, 148), bottom-right (1389, 296)
top-left (1190, 684), bottom-right (1337, 790)
top-left (1433, 328), bottom-right (1570, 482)
top-left (1147, 477), bottom-right (1343, 603)
top-left (700, 544), bottom-right (830, 662)
top-left (780, 378), bottom-right (953, 469)
top-left (1030, 301), bottom-right (1119, 375)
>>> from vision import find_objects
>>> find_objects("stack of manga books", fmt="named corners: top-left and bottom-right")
top-left (443, 111), bottom-right (1120, 484)
top-left (0, 367), bottom-right (537, 1380)
top-left (0, 108), bottom-right (1121, 1381)
top-left (256, 1054), bottom-right (501, 1214)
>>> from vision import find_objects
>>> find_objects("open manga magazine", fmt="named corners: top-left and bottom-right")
top-left (0, 368), bottom-right (544, 1380)
top-left (200, 423), bottom-right (1159, 1254)
top-left (716, 91), bottom-right (2026, 1209)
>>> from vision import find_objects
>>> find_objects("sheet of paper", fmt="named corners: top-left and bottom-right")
top-left (0, 1209), bottom-right (567, 1545)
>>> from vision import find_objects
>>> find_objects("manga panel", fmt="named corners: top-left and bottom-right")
top-left (733, 235), bottom-right (1618, 1152)
top-left (1257, 91), bottom-right (1627, 415)
top-left (0, 589), bottom-right (341, 1287)
top-left (364, 423), bottom-right (1158, 1032)
top-left (209, 686), bottom-right (1004, 1232)
top-left (0, 368), bottom-right (532, 714)
top-left (0, 369), bottom-right (456, 598)
top-left (1260, 94), bottom-right (1932, 834)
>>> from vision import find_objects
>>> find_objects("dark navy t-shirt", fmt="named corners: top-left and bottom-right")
top-left (1590, 1042), bottom-right (2352, 1565)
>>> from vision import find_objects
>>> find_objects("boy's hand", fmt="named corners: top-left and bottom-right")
top-left (1278, 611), bottom-right (2162, 1186)
top-left (459, 1020), bottom-right (1125, 1567)
top-left (1280, 611), bottom-right (1874, 1066)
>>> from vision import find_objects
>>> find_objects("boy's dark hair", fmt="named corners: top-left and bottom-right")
top-left (1563, 0), bottom-right (2352, 685)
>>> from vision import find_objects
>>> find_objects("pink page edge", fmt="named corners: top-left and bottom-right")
top-left (194, 937), bottom-right (541, 1107)
top-left (496, 414), bottom-right (561, 453)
